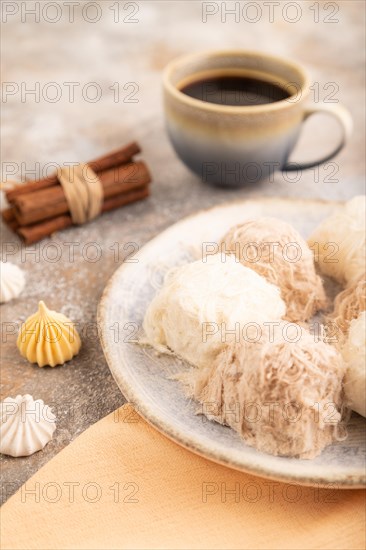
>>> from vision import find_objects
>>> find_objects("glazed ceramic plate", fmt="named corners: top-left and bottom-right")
top-left (98, 198), bottom-right (366, 488)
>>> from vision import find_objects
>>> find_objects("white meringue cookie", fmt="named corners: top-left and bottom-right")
top-left (0, 261), bottom-right (26, 303)
top-left (0, 394), bottom-right (56, 457)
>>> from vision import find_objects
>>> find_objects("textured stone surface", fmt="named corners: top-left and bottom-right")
top-left (1, 1), bottom-right (364, 504)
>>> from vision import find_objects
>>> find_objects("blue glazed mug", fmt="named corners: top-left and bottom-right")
top-left (163, 50), bottom-right (352, 186)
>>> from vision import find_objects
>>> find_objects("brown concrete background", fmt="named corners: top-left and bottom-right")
top-left (1, 1), bottom-right (365, 504)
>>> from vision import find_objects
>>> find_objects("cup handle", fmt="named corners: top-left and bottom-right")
top-left (282, 103), bottom-right (353, 171)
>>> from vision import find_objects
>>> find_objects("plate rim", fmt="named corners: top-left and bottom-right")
top-left (98, 196), bottom-right (365, 489)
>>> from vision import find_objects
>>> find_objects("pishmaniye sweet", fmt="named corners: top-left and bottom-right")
top-left (186, 323), bottom-right (346, 459)
top-left (308, 196), bottom-right (366, 286)
top-left (328, 273), bottom-right (366, 337)
top-left (221, 217), bottom-right (327, 322)
top-left (143, 253), bottom-right (286, 369)
top-left (341, 312), bottom-right (366, 418)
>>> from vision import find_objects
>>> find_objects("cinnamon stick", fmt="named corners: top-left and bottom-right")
top-left (1, 207), bottom-right (19, 231)
top-left (17, 185), bottom-right (150, 245)
top-left (12, 161), bottom-right (151, 226)
top-left (2, 207), bottom-right (17, 224)
top-left (5, 141), bottom-right (141, 201)
top-left (17, 215), bottom-right (71, 244)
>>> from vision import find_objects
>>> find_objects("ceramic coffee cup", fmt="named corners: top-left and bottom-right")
top-left (163, 50), bottom-right (352, 186)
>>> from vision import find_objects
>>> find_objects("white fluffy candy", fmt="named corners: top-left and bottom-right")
top-left (341, 311), bottom-right (366, 417)
top-left (308, 196), bottom-right (366, 285)
top-left (0, 261), bottom-right (25, 303)
top-left (0, 394), bottom-right (56, 457)
top-left (143, 254), bottom-right (286, 368)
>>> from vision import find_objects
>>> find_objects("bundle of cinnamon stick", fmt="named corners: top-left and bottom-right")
top-left (2, 142), bottom-right (151, 244)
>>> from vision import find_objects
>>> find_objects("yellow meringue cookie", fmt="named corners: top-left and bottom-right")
top-left (17, 301), bottom-right (81, 367)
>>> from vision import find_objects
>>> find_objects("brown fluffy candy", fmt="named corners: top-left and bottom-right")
top-left (189, 323), bottom-right (347, 459)
top-left (221, 217), bottom-right (327, 322)
top-left (327, 273), bottom-right (366, 341)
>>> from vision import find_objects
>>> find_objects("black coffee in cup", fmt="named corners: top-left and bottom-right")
top-left (165, 51), bottom-right (351, 186)
top-left (180, 74), bottom-right (290, 106)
